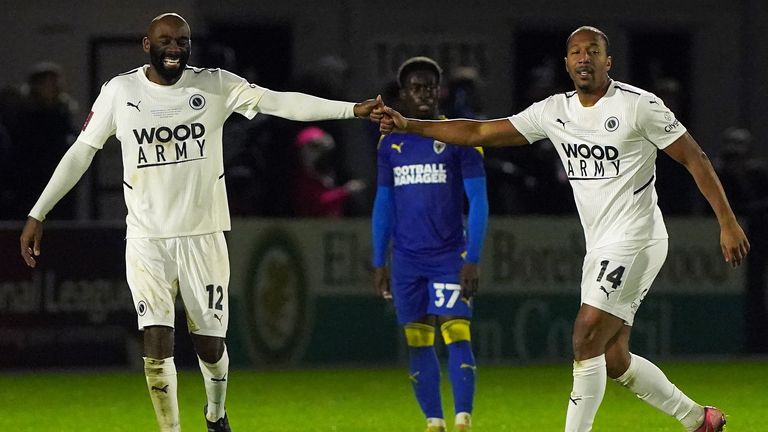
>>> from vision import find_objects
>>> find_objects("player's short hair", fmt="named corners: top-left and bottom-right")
top-left (566, 26), bottom-right (610, 53)
top-left (397, 56), bottom-right (443, 88)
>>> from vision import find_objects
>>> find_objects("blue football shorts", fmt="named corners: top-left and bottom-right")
top-left (391, 248), bottom-right (473, 325)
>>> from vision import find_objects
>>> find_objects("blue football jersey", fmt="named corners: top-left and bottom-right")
top-left (377, 132), bottom-right (485, 257)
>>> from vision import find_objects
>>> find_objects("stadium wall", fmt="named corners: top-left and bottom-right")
top-left (0, 217), bottom-right (746, 369)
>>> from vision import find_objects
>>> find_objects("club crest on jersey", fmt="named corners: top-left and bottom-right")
top-left (605, 116), bottom-right (619, 132)
top-left (604, 116), bottom-right (619, 132)
top-left (189, 94), bottom-right (206, 110)
top-left (433, 140), bottom-right (446, 154)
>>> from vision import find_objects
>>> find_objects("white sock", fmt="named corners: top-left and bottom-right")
top-left (427, 417), bottom-right (446, 428)
top-left (565, 354), bottom-right (606, 432)
top-left (455, 412), bottom-right (471, 426)
top-left (199, 348), bottom-right (230, 422)
top-left (614, 353), bottom-right (704, 431)
top-left (144, 357), bottom-right (180, 432)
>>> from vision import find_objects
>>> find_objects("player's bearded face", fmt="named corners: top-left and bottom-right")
top-left (149, 42), bottom-right (190, 81)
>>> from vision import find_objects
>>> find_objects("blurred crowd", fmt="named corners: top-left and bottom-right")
top-left (0, 62), bottom-right (79, 220)
top-left (2, 57), bottom-right (767, 225)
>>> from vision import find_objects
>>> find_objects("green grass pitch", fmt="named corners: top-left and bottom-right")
top-left (1, 359), bottom-right (765, 431)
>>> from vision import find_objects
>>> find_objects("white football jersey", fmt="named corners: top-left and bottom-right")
top-left (78, 65), bottom-right (305, 238)
top-left (509, 80), bottom-right (686, 251)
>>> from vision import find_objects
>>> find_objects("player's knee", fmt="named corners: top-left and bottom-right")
top-left (571, 313), bottom-right (608, 352)
top-left (572, 333), bottom-right (591, 354)
top-left (440, 319), bottom-right (471, 345)
top-left (572, 329), bottom-right (607, 359)
top-left (605, 362), bottom-right (628, 379)
top-left (197, 345), bottom-right (225, 364)
top-left (604, 350), bottom-right (631, 378)
top-left (404, 323), bottom-right (435, 347)
top-left (192, 334), bottom-right (226, 363)
top-left (143, 325), bottom-right (174, 359)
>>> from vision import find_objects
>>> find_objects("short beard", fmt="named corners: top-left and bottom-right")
top-left (576, 82), bottom-right (592, 91)
top-left (149, 46), bottom-right (189, 81)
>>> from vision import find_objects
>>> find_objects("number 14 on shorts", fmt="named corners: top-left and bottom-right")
top-left (433, 282), bottom-right (461, 308)
top-left (596, 260), bottom-right (626, 299)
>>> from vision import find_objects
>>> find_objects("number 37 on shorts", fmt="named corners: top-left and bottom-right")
top-left (428, 277), bottom-right (472, 318)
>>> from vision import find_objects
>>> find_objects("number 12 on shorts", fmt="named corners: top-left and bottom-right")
top-left (434, 282), bottom-right (461, 308)
top-left (206, 284), bottom-right (224, 310)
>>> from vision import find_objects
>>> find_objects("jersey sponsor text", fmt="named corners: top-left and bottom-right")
top-left (132, 123), bottom-right (206, 168)
top-left (561, 142), bottom-right (621, 178)
top-left (393, 163), bottom-right (447, 186)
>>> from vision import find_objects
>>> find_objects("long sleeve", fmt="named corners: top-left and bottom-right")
top-left (463, 176), bottom-right (488, 263)
top-left (28, 141), bottom-right (98, 221)
top-left (255, 90), bottom-right (356, 121)
top-left (371, 185), bottom-right (394, 267)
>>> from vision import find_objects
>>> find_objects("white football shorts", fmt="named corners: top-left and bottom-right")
top-left (125, 232), bottom-right (230, 337)
top-left (580, 239), bottom-right (668, 326)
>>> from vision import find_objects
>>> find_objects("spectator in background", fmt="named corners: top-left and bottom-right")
top-left (714, 127), bottom-right (768, 353)
top-left (487, 56), bottom-right (575, 215)
top-left (294, 126), bottom-right (366, 217)
top-left (443, 67), bottom-right (485, 120)
top-left (202, 43), bottom-right (270, 217)
top-left (222, 115), bottom-right (271, 216)
top-left (0, 87), bottom-right (23, 219)
top-left (292, 55), bottom-right (373, 215)
top-left (9, 62), bottom-right (78, 219)
top-left (0, 85), bottom-right (23, 127)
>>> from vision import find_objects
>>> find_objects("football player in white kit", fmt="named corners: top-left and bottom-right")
top-left (375, 26), bottom-right (749, 432)
top-left (19, 13), bottom-right (381, 432)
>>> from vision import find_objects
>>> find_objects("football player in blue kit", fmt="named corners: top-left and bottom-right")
top-left (371, 57), bottom-right (489, 432)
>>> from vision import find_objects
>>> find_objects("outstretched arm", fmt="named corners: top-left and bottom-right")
top-left (663, 132), bottom-right (750, 267)
top-left (20, 141), bottom-right (98, 267)
top-left (256, 90), bottom-right (382, 121)
top-left (379, 106), bottom-right (529, 147)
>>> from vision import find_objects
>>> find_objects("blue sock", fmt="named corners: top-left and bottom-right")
top-left (408, 346), bottom-right (443, 419)
top-left (447, 341), bottom-right (476, 414)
